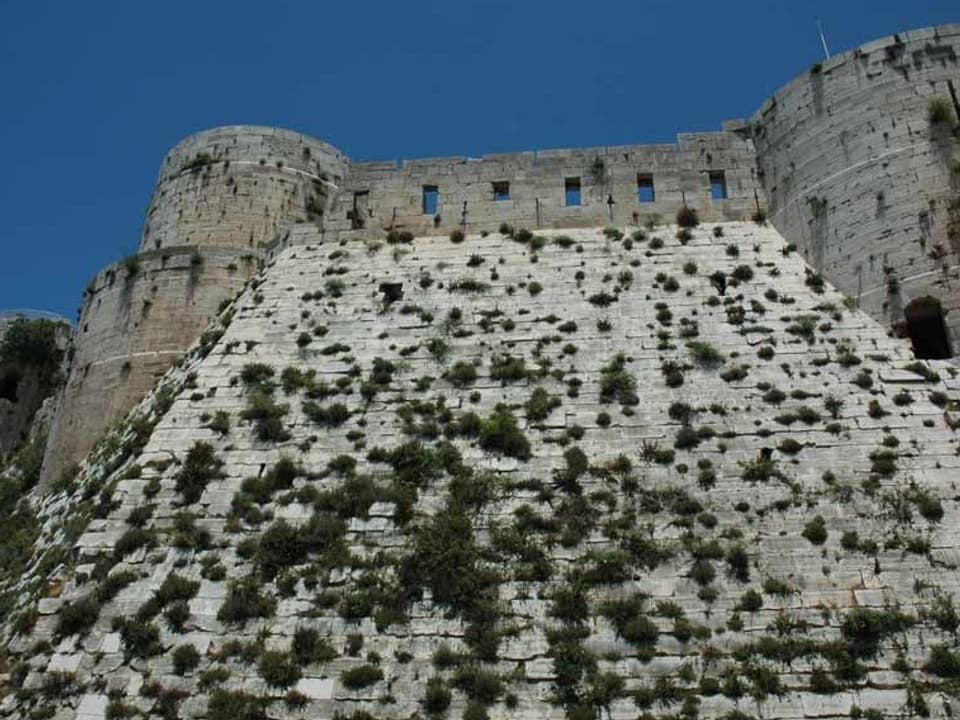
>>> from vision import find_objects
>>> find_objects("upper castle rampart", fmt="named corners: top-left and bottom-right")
top-left (40, 24), bottom-right (960, 484)
top-left (322, 126), bottom-right (761, 238)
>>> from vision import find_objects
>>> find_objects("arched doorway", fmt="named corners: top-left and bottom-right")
top-left (904, 296), bottom-right (953, 359)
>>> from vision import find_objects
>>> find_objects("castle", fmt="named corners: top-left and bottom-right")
top-left (2, 23), bottom-right (960, 720)
top-left (38, 24), bottom-right (960, 486)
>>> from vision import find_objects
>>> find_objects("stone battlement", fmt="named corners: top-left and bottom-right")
top-left (327, 129), bottom-right (759, 237)
top-left (39, 23), bottom-right (960, 486)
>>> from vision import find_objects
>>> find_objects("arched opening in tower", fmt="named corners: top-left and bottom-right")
top-left (904, 296), bottom-right (953, 359)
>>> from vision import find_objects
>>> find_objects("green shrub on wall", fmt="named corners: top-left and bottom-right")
top-left (928, 97), bottom-right (956, 127)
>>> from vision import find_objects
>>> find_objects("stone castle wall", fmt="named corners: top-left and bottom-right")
top-left (752, 24), bottom-right (960, 341)
top-left (40, 246), bottom-right (259, 484)
top-left (324, 128), bottom-right (761, 237)
top-left (139, 126), bottom-right (348, 252)
top-left (40, 126), bottom-right (346, 485)
top-left (40, 23), bottom-right (960, 484)
top-left (20, 219), bottom-right (960, 720)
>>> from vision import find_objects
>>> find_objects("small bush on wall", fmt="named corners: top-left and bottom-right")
top-left (929, 97), bottom-right (956, 127)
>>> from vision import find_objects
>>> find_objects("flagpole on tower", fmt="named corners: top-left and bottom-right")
top-left (817, 18), bottom-right (831, 60)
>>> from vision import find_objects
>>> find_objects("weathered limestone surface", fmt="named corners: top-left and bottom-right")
top-left (41, 247), bottom-right (260, 485)
top-left (39, 128), bottom-right (348, 485)
top-left (752, 24), bottom-right (960, 342)
top-left (15, 23), bottom-right (960, 718)
top-left (43, 24), bottom-right (960, 495)
top-left (140, 126), bottom-right (348, 253)
top-left (7, 220), bottom-right (960, 719)
top-left (42, 123), bottom-right (764, 489)
top-left (325, 132), bottom-right (760, 238)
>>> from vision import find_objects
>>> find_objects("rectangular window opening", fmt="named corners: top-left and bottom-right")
top-left (637, 174), bottom-right (655, 203)
top-left (709, 171), bottom-right (728, 201)
top-left (422, 185), bottom-right (439, 215)
top-left (348, 190), bottom-right (369, 228)
top-left (565, 177), bottom-right (581, 207)
top-left (492, 181), bottom-right (511, 201)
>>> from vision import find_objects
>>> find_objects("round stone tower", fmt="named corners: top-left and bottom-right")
top-left (41, 126), bottom-right (348, 485)
top-left (752, 24), bottom-right (960, 356)
top-left (141, 125), bottom-right (348, 252)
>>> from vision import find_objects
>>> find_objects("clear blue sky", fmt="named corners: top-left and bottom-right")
top-left (1, 1), bottom-right (955, 319)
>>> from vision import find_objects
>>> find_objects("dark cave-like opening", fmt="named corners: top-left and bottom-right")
top-left (905, 296), bottom-right (953, 360)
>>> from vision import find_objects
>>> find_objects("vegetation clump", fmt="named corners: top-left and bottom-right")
top-left (302, 401), bottom-right (350, 426)
top-left (489, 354), bottom-right (527, 384)
top-left (256, 514), bottom-right (347, 579)
top-left (207, 410), bottom-right (230, 435)
top-left (341, 664), bottom-right (384, 689)
top-left (217, 576), bottom-right (278, 625)
top-left (445, 361), bottom-right (478, 387)
top-left (238, 457), bottom-right (303, 505)
top-left (207, 689), bottom-right (266, 720)
top-left (479, 407), bottom-right (531, 460)
top-left (292, 626), bottom-right (337, 666)
top-left (588, 291), bottom-right (618, 307)
top-left (172, 644), bottom-right (201, 675)
top-left (525, 387), bottom-right (561, 421)
top-left (801, 516), bottom-right (828, 545)
top-left (841, 607), bottom-right (915, 657)
top-left (676, 206), bottom-right (699, 228)
top-left (175, 442), bottom-right (224, 504)
top-left (929, 97), bottom-right (956, 127)
top-left (0, 318), bottom-right (64, 389)
top-left (360, 357), bottom-right (397, 400)
top-left (113, 527), bottom-right (156, 559)
top-left (449, 278), bottom-right (490, 293)
top-left (423, 676), bottom-right (452, 715)
top-left (925, 644), bottom-right (960, 678)
top-left (383, 440), bottom-right (444, 489)
top-left (600, 594), bottom-right (659, 649)
top-left (183, 152), bottom-right (214, 172)
top-left (386, 229), bottom-right (414, 244)
top-left (401, 506), bottom-right (482, 611)
top-left (553, 446), bottom-right (590, 493)
top-left (259, 650), bottom-right (302, 688)
top-left (688, 341), bottom-right (724, 368)
top-left (599, 354), bottom-right (638, 405)
top-left (242, 390), bottom-right (290, 442)
top-left (731, 264), bottom-right (754, 282)
top-left (660, 359), bottom-right (688, 388)
top-left (240, 363), bottom-right (275, 390)
top-left (55, 595), bottom-right (100, 638)
top-left (740, 451), bottom-right (785, 483)
top-left (115, 617), bottom-right (162, 658)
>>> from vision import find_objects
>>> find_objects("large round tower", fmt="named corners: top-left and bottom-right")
top-left (140, 125), bottom-right (348, 252)
top-left (41, 126), bottom-right (348, 485)
top-left (752, 24), bottom-right (960, 356)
